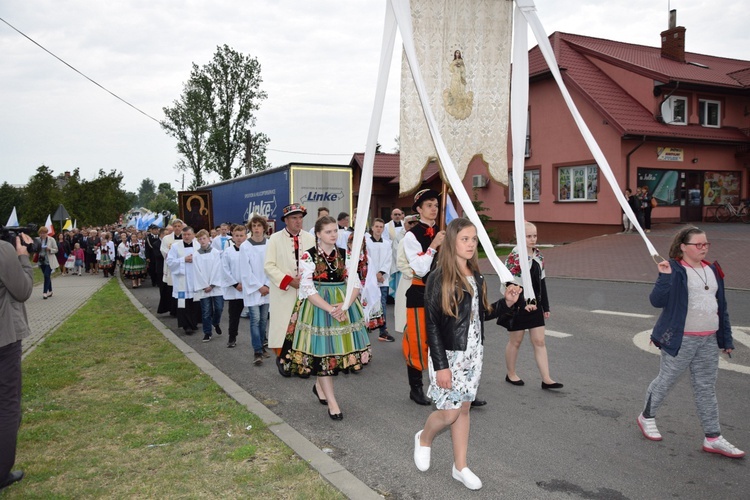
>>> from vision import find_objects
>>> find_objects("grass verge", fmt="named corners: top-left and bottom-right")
top-left (10, 279), bottom-right (344, 499)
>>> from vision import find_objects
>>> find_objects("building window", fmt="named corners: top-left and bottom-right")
top-left (662, 96), bottom-right (687, 125)
top-left (558, 164), bottom-right (598, 201)
top-left (699, 99), bottom-right (720, 128)
top-left (509, 169), bottom-right (540, 202)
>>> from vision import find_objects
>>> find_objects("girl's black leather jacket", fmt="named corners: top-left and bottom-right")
top-left (425, 269), bottom-right (517, 371)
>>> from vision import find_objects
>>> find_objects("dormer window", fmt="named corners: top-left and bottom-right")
top-left (661, 96), bottom-right (687, 125)
top-left (699, 99), bottom-right (721, 128)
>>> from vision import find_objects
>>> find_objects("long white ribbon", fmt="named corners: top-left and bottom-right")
top-left (510, 3), bottom-right (534, 298)
top-left (343, 1), bottom-right (399, 308)
top-left (344, 0), bottom-right (519, 308)
top-left (516, 0), bottom-right (658, 257)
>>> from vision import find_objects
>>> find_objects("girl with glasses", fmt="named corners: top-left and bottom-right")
top-left (637, 226), bottom-right (743, 458)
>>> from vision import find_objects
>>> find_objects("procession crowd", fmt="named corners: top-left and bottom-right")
top-left (18, 192), bottom-right (744, 493)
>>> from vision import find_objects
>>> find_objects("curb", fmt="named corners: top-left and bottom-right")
top-left (117, 278), bottom-right (383, 500)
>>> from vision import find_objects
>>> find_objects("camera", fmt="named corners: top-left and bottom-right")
top-left (0, 224), bottom-right (42, 254)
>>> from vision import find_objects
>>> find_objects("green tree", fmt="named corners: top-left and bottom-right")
top-left (162, 76), bottom-right (212, 187)
top-left (0, 182), bottom-right (24, 226)
top-left (147, 182), bottom-right (178, 215)
top-left (60, 169), bottom-right (84, 226)
top-left (21, 165), bottom-right (61, 227)
top-left (137, 178), bottom-right (157, 208)
top-left (162, 44), bottom-right (269, 185)
top-left (83, 170), bottom-right (132, 226)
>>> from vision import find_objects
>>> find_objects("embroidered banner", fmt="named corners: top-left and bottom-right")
top-left (399, 0), bottom-right (513, 195)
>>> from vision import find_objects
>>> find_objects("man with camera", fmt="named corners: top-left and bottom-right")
top-left (0, 230), bottom-right (34, 491)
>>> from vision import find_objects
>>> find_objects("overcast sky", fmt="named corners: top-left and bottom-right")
top-left (1, 0), bottom-right (746, 194)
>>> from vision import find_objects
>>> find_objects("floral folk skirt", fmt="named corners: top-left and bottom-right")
top-left (280, 282), bottom-right (372, 377)
top-left (123, 255), bottom-right (147, 279)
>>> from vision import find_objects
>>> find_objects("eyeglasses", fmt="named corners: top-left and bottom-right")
top-left (684, 242), bottom-right (711, 249)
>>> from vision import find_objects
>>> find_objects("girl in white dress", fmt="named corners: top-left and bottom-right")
top-left (413, 218), bottom-right (522, 490)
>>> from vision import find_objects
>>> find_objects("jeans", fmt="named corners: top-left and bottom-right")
top-left (40, 263), bottom-right (52, 293)
top-left (248, 303), bottom-right (269, 354)
top-left (200, 295), bottom-right (225, 335)
top-left (380, 285), bottom-right (389, 332)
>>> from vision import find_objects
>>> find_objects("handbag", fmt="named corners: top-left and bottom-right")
top-left (650, 197), bottom-right (657, 208)
top-left (65, 254), bottom-right (76, 269)
top-left (32, 252), bottom-right (39, 263)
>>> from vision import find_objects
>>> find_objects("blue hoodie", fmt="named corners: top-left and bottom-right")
top-left (649, 259), bottom-right (733, 357)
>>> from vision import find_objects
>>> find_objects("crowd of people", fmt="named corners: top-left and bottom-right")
top-left (14, 197), bottom-right (743, 493)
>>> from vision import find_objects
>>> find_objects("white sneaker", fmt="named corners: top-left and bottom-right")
top-left (703, 436), bottom-right (745, 458)
top-left (637, 414), bottom-right (662, 441)
top-left (452, 464), bottom-right (482, 490)
top-left (413, 431), bottom-right (430, 471)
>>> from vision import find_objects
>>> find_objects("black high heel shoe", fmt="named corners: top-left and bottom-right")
top-left (328, 409), bottom-right (343, 421)
top-left (313, 385), bottom-right (328, 405)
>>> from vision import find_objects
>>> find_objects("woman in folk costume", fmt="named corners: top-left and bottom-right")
top-left (99, 233), bottom-right (116, 278)
top-left (117, 233), bottom-right (130, 274)
top-left (263, 204), bottom-right (315, 373)
top-left (240, 216), bottom-right (272, 364)
top-left (278, 215), bottom-right (371, 421)
top-left (166, 226), bottom-right (201, 335)
top-left (193, 229), bottom-right (226, 343)
top-left (123, 233), bottom-right (147, 288)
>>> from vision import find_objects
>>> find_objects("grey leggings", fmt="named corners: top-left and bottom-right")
top-left (643, 334), bottom-right (720, 437)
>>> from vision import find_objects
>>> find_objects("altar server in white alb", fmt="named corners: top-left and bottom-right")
top-left (366, 218), bottom-right (394, 342)
top-left (167, 226), bottom-right (201, 335)
top-left (193, 229), bottom-right (226, 343)
top-left (222, 224), bottom-right (248, 349)
top-left (211, 223), bottom-right (232, 251)
top-left (240, 215), bottom-right (272, 365)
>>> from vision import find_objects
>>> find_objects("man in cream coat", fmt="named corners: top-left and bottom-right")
top-left (263, 204), bottom-right (315, 376)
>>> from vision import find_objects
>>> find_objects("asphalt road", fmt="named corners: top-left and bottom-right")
top-left (130, 277), bottom-right (750, 499)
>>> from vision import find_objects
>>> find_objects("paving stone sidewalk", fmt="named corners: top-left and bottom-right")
top-left (480, 222), bottom-right (750, 290)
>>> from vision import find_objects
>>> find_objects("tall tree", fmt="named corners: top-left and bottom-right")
top-left (21, 165), bottom-right (61, 226)
top-left (0, 182), bottom-right (24, 226)
top-left (137, 178), bottom-right (157, 207)
top-left (162, 45), bottom-right (269, 185)
top-left (147, 182), bottom-right (178, 215)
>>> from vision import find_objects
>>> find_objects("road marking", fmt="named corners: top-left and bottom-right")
top-left (633, 327), bottom-right (750, 375)
top-left (546, 330), bottom-right (571, 338)
top-left (731, 328), bottom-right (750, 349)
top-left (592, 310), bottom-right (653, 319)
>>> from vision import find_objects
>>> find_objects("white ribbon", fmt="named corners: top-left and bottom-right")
top-left (516, 0), bottom-right (658, 257)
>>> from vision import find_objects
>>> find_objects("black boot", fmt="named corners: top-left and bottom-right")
top-left (408, 366), bottom-right (431, 405)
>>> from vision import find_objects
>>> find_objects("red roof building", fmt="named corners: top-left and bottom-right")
top-left (351, 14), bottom-right (750, 243)
top-left (481, 16), bottom-right (749, 242)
